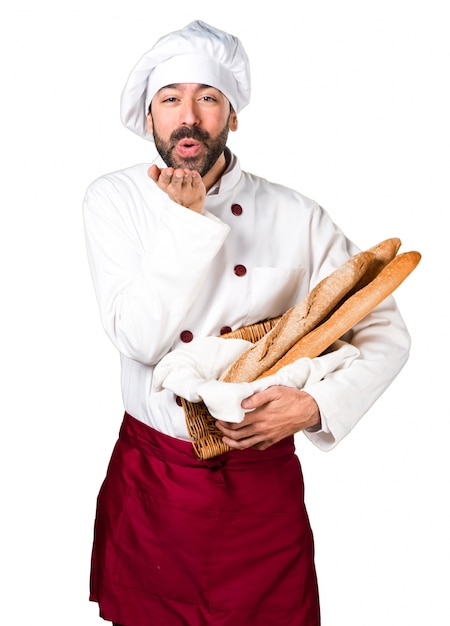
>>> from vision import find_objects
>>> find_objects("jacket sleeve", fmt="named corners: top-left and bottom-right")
top-left (83, 177), bottom-right (230, 365)
top-left (302, 297), bottom-right (410, 450)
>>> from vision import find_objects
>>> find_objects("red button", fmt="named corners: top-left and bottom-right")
top-left (231, 204), bottom-right (243, 216)
top-left (220, 326), bottom-right (232, 335)
top-left (175, 396), bottom-right (183, 406)
top-left (180, 330), bottom-right (194, 343)
top-left (234, 264), bottom-right (247, 277)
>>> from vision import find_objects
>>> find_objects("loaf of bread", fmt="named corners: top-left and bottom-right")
top-left (350, 237), bottom-right (402, 293)
top-left (321, 237), bottom-right (403, 323)
top-left (259, 250), bottom-right (421, 378)
top-left (220, 250), bottom-right (375, 383)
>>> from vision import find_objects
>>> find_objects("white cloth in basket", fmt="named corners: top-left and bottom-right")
top-left (153, 337), bottom-right (359, 423)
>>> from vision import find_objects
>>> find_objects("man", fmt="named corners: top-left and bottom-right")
top-left (83, 20), bottom-right (410, 626)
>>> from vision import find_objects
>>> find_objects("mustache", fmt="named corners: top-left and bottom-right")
top-left (170, 126), bottom-right (210, 143)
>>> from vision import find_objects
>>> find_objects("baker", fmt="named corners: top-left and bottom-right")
top-left (83, 20), bottom-right (411, 626)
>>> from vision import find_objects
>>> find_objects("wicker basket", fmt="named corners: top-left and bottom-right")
top-left (182, 317), bottom-right (280, 460)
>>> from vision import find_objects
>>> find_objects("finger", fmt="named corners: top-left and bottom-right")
top-left (170, 168), bottom-right (186, 187)
top-left (241, 392), bottom-right (266, 410)
top-left (222, 433), bottom-right (265, 450)
top-left (216, 418), bottom-right (251, 432)
top-left (242, 387), bottom-right (280, 410)
top-left (147, 164), bottom-right (161, 182)
top-left (160, 167), bottom-right (174, 185)
top-left (190, 170), bottom-right (202, 187)
top-left (216, 420), bottom-right (254, 440)
top-left (176, 169), bottom-right (202, 188)
top-left (251, 440), bottom-right (272, 451)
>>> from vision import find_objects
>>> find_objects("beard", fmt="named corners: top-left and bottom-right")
top-left (152, 120), bottom-right (230, 177)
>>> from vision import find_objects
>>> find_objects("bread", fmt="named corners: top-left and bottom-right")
top-left (321, 237), bottom-right (403, 323)
top-left (350, 237), bottom-right (402, 293)
top-left (259, 250), bottom-right (421, 378)
top-left (220, 250), bottom-right (375, 383)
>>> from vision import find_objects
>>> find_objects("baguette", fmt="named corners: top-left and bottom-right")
top-left (220, 250), bottom-right (375, 383)
top-left (351, 237), bottom-right (402, 293)
top-left (322, 237), bottom-right (403, 323)
top-left (259, 250), bottom-right (421, 378)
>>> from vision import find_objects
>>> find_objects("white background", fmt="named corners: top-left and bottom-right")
top-left (1, 1), bottom-right (449, 624)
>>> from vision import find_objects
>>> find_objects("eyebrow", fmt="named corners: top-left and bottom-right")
top-left (159, 83), bottom-right (215, 92)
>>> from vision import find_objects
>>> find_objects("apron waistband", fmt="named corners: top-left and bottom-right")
top-left (121, 412), bottom-right (296, 469)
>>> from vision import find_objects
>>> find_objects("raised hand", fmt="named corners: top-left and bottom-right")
top-left (148, 164), bottom-right (206, 214)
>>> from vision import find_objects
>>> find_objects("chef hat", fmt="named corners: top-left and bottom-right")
top-left (120, 20), bottom-right (251, 141)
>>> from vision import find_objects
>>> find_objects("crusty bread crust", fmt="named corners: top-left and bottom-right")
top-left (321, 237), bottom-right (403, 323)
top-left (351, 237), bottom-right (402, 293)
top-left (259, 250), bottom-right (421, 378)
top-left (220, 250), bottom-right (375, 383)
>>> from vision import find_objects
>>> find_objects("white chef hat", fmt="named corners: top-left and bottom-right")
top-left (120, 20), bottom-right (251, 141)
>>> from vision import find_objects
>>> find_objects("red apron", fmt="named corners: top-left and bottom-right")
top-left (90, 413), bottom-right (320, 625)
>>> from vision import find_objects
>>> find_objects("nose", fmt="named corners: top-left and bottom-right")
top-left (180, 100), bottom-right (200, 126)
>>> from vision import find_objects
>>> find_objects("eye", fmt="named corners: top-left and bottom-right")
top-left (199, 95), bottom-right (218, 103)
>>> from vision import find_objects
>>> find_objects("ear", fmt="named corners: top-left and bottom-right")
top-left (146, 113), bottom-right (153, 135)
top-left (229, 110), bottom-right (238, 132)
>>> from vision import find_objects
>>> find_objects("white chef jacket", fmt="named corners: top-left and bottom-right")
top-left (83, 150), bottom-right (410, 451)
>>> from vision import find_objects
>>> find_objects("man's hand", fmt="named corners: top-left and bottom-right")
top-left (148, 164), bottom-right (206, 213)
top-left (215, 386), bottom-right (321, 451)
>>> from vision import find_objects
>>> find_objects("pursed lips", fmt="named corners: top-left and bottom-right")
top-left (175, 139), bottom-right (203, 158)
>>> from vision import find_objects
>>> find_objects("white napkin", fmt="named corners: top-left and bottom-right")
top-left (153, 337), bottom-right (359, 423)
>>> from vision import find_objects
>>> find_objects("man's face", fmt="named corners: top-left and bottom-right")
top-left (147, 83), bottom-right (237, 177)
